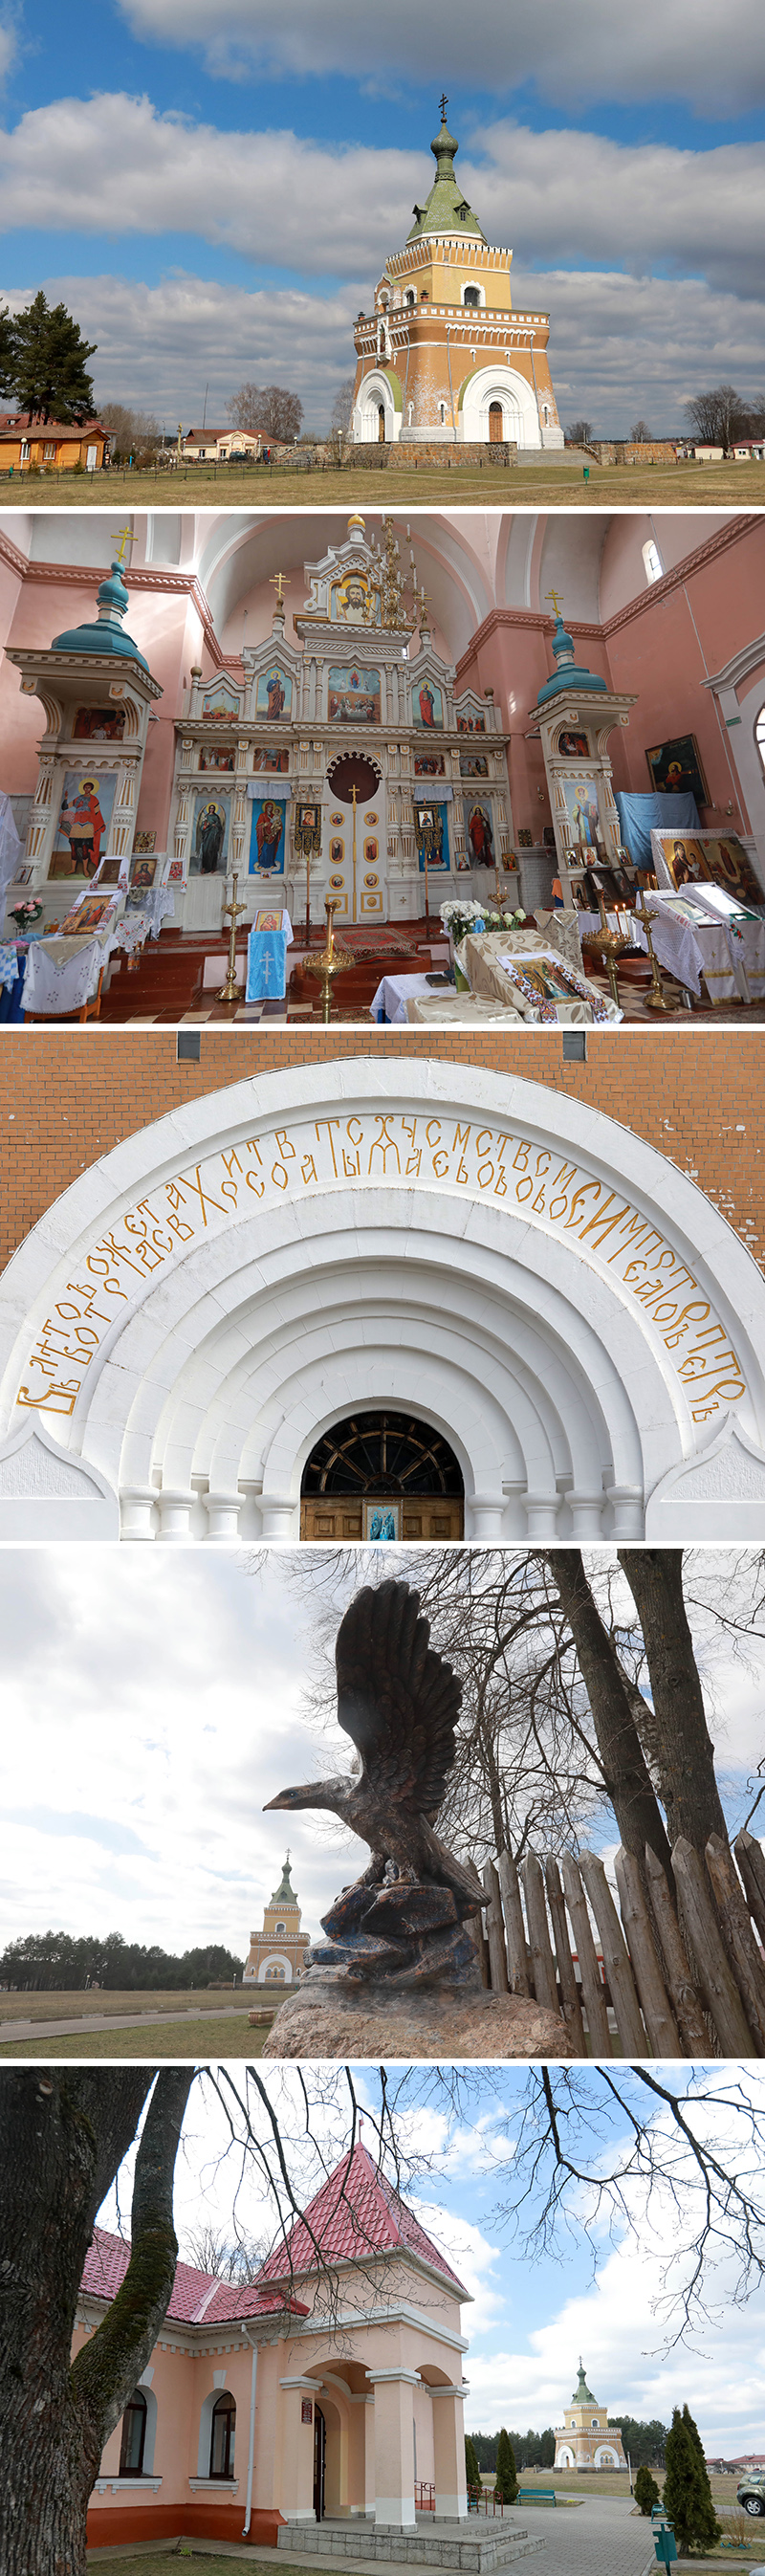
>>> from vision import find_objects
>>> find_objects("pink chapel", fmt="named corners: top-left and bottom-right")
top-left (76, 2140), bottom-right (471, 2553)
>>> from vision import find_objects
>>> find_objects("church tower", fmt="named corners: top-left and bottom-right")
top-left (243, 1853), bottom-right (310, 1989)
top-left (351, 100), bottom-right (563, 451)
top-left (554, 2361), bottom-right (628, 2471)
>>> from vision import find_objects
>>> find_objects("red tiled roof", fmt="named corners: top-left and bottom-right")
top-left (0, 413), bottom-right (110, 435)
top-left (80, 2226), bottom-right (307, 2323)
top-left (255, 2141), bottom-right (467, 2295)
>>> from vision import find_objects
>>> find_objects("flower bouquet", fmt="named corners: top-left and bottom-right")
top-left (10, 897), bottom-right (44, 934)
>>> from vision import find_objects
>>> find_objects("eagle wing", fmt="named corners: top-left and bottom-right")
top-left (335, 1579), bottom-right (461, 1822)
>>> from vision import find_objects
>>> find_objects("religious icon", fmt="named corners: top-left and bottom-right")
top-left (560, 774), bottom-right (605, 856)
top-left (60, 893), bottom-right (116, 934)
top-left (327, 666), bottom-right (381, 723)
top-left (467, 802), bottom-right (494, 869)
top-left (645, 735), bottom-right (709, 804)
top-left (133, 832), bottom-right (156, 854)
top-left (98, 859), bottom-right (122, 886)
top-left (73, 705), bottom-right (125, 742)
top-left (415, 755), bottom-right (445, 776)
top-left (557, 730), bottom-right (590, 759)
top-left (330, 839), bottom-right (344, 864)
top-left (458, 753), bottom-right (488, 778)
top-left (414, 679), bottom-right (443, 729)
top-left (364, 837), bottom-right (378, 865)
top-left (364, 873), bottom-right (380, 888)
top-left (253, 746), bottom-right (290, 772)
top-left (130, 855), bottom-right (157, 891)
top-left (199, 746), bottom-right (234, 772)
top-left (455, 711), bottom-right (486, 734)
top-left (249, 797), bottom-right (285, 874)
top-left (167, 860), bottom-right (185, 884)
top-left (192, 796), bottom-right (229, 875)
top-left (364, 1501), bottom-right (400, 1539)
top-left (330, 810), bottom-right (343, 826)
top-left (255, 668), bottom-right (292, 721)
top-left (202, 679), bottom-right (241, 720)
top-left (49, 774), bottom-right (116, 877)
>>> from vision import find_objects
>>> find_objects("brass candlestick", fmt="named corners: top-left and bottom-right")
top-left (586, 882), bottom-right (632, 1009)
top-left (637, 889), bottom-right (673, 1013)
top-left (305, 897), bottom-right (354, 1024)
top-left (220, 869), bottom-right (248, 1005)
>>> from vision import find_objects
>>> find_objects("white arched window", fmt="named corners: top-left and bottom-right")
top-left (642, 538), bottom-right (664, 583)
top-left (274, 1920), bottom-right (287, 1933)
top-left (755, 704), bottom-right (765, 780)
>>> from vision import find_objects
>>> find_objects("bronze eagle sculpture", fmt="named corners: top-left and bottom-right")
top-left (264, 1578), bottom-right (479, 1921)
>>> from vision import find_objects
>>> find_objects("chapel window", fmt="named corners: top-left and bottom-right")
top-left (209, 2393), bottom-right (236, 2479)
top-left (275, 1920), bottom-right (287, 1934)
top-left (642, 538), bottom-right (664, 583)
top-left (463, 286), bottom-right (480, 308)
top-left (120, 2391), bottom-right (147, 2477)
top-left (755, 705), bottom-right (765, 781)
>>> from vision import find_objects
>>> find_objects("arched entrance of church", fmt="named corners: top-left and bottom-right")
top-left (299, 1409), bottom-right (465, 1539)
top-left (4, 1058), bottom-right (765, 1541)
top-left (489, 402), bottom-right (503, 443)
top-left (378, 405), bottom-right (386, 443)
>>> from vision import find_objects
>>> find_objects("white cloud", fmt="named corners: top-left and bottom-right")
top-left (115, 0), bottom-right (765, 117)
top-left (0, 1552), bottom-right (364, 1959)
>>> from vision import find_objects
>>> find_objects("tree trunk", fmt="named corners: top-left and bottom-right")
top-left (547, 1551), bottom-right (674, 1889)
top-left (618, 1551), bottom-right (728, 1853)
top-left (0, 2068), bottom-right (193, 2576)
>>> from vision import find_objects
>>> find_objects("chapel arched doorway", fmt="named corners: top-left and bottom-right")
top-left (378, 404), bottom-right (386, 443)
top-left (299, 1409), bottom-right (465, 1540)
top-left (489, 401), bottom-right (503, 443)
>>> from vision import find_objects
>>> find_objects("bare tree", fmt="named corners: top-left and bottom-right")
top-left (629, 419), bottom-right (651, 440)
top-left (331, 374), bottom-right (357, 438)
top-left (565, 418), bottom-right (593, 444)
top-left (227, 381), bottom-right (303, 443)
top-left (99, 402), bottom-right (162, 464)
top-left (685, 385), bottom-right (748, 452)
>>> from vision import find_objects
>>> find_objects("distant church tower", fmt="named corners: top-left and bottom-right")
top-left (554, 2362), bottom-right (627, 2471)
top-left (243, 1854), bottom-right (310, 1988)
top-left (351, 100), bottom-right (563, 451)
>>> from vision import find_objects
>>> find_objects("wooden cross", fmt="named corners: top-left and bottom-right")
top-left (545, 586), bottom-right (564, 617)
top-left (111, 524), bottom-right (132, 563)
top-left (269, 572), bottom-right (288, 609)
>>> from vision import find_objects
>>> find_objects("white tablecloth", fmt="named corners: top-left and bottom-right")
top-left (370, 972), bottom-right (443, 1023)
top-left (23, 934), bottom-right (105, 1014)
top-left (578, 903), bottom-right (706, 997)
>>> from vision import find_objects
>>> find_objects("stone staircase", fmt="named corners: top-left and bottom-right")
top-left (276, 2517), bottom-right (543, 2569)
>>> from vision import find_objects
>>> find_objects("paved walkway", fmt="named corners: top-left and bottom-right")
top-left (0, 2001), bottom-right (259, 2045)
top-left (512, 2496), bottom-right (651, 2576)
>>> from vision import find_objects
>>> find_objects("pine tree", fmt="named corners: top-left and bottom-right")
top-left (465, 2435), bottom-right (480, 2497)
top-left (663, 2406), bottom-right (721, 2556)
top-left (495, 2429), bottom-right (518, 2504)
top-left (635, 2465), bottom-right (662, 2517)
top-left (10, 292), bottom-right (97, 424)
top-left (0, 304), bottom-right (15, 395)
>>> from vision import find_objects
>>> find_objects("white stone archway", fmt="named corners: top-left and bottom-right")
top-left (351, 371), bottom-right (402, 444)
top-left (2, 1056), bottom-right (765, 1539)
top-left (459, 365), bottom-right (540, 448)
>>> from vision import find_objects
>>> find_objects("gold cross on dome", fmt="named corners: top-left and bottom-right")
top-left (270, 572), bottom-right (288, 608)
top-left (545, 585), bottom-right (564, 617)
top-left (111, 524), bottom-right (132, 563)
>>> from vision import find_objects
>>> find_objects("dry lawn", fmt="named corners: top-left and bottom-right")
top-left (3, 460), bottom-right (765, 509)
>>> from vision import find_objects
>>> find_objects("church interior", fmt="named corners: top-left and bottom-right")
top-left (1, 505), bottom-right (763, 1025)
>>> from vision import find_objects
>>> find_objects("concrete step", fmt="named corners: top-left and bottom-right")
top-left (276, 2520), bottom-right (543, 2569)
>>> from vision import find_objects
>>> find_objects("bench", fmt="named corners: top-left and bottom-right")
top-left (517, 2489), bottom-right (557, 2506)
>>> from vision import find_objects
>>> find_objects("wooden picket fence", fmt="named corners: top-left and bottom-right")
top-left (469, 1826), bottom-right (765, 2058)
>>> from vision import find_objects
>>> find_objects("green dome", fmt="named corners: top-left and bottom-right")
top-left (573, 2359), bottom-right (597, 2404)
top-left (53, 559), bottom-right (149, 668)
top-left (406, 102), bottom-right (486, 243)
top-left (271, 1854), bottom-right (297, 1906)
top-left (537, 612), bottom-right (606, 705)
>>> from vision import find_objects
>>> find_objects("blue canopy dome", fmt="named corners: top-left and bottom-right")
top-left (537, 611), bottom-right (606, 705)
top-left (52, 559), bottom-right (149, 668)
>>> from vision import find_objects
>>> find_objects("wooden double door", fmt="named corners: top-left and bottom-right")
top-left (300, 1496), bottom-right (464, 1541)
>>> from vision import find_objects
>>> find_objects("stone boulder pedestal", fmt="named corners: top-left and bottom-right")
top-left (262, 1981), bottom-right (573, 2059)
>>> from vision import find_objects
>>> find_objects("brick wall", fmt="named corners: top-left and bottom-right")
top-left (1, 1028), bottom-right (763, 1273)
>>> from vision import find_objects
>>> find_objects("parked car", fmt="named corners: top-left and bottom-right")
top-left (736, 2474), bottom-right (765, 2517)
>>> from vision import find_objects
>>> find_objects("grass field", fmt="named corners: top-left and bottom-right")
top-left (0, 1988), bottom-right (254, 2023)
top-left (0, 2012), bottom-right (271, 2059)
top-left (3, 459), bottom-right (765, 509)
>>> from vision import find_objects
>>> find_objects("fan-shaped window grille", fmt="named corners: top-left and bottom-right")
top-left (301, 1411), bottom-right (464, 1498)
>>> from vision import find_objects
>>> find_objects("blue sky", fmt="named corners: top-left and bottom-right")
top-left (97, 2062), bottom-right (765, 2455)
top-left (1, 1548), bottom-right (763, 1964)
top-left (1, 0), bottom-right (763, 430)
